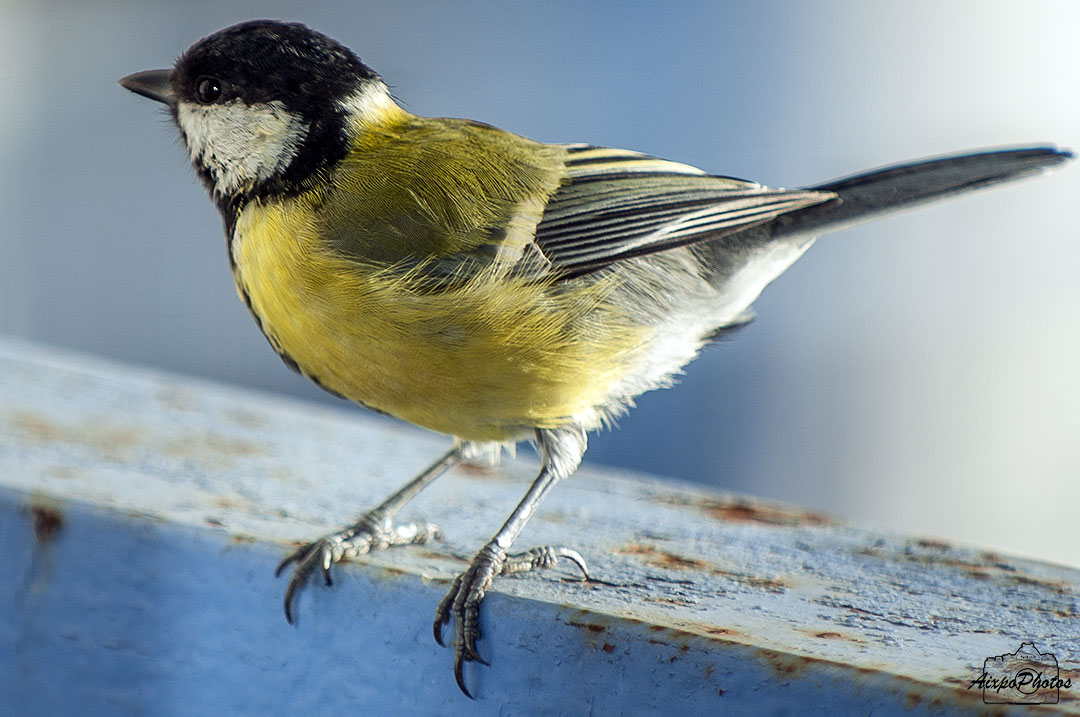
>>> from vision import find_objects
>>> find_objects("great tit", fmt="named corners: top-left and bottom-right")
top-left (119, 19), bottom-right (1072, 697)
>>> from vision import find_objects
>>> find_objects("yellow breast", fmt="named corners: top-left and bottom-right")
top-left (230, 197), bottom-right (647, 441)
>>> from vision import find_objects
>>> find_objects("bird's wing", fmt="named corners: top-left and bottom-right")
top-left (533, 145), bottom-right (834, 278)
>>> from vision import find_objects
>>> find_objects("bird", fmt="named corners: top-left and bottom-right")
top-left (118, 19), bottom-right (1072, 698)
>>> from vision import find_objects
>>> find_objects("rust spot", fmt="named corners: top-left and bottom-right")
top-left (619, 543), bottom-right (709, 570)
top-left (714, 570), bottom-right (788, 593)
top-left (704, 665), bottom-right (714, 679)
top-left (699, 498), bottom-right (832, 527)
top-left (716, 689), bottom-right (725, 697)
top-left (799, 626), bottom-right (864, 644)
top-left (567, 613), bottom-right (615, 637)
top-left (602, 643), bottom-right (615, 653)
top-left (1009, 573), bottom-right (1069, 594)
top-left (980, 551), bottom-right (1008, 566)
top-left (31, 504), bottom-right (63, 543)
top-left (205, 517), bottom-right (225, 528)
top-left (164, 433), bottom-right (260, 461)
top-left (8, 410), bottom-right (61, 442)
top-left (758, 649), bottom-right (812, 677)
top-left (642, 621), bottom-right (755, 649)
top-left (914, 538), bottom-right (951, 550)
top-left (619, 543), bottom-right (788, 592)
top-left (644, 491), bottom-right (832, 526)
top-left (8, 410), bottom-right (142, 458)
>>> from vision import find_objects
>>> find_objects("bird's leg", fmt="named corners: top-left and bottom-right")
top-left (276, 444), bottom-right (464, 623)
top-left (433, 425), bottom-right (589, 698)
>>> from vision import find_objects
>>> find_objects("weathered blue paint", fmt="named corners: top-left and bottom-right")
top-left (1, 338), bottom-right (1077, 715)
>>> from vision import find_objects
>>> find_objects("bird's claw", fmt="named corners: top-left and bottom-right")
top-left (434, 542), bottom-right (589, 698)
top-left (276, 514), bottom-right (440, 624)
top-left (501, 545), bottom-right (589, 579)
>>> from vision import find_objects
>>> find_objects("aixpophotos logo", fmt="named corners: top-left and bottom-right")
top-left (968, 642), bottom-right (1071, 704)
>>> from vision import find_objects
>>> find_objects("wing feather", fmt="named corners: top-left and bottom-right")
top-left (536, 145), bottom-right (834, 277)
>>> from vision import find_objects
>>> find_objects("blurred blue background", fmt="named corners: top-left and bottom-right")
top-left (1, 1), bottom-right (1077, 566)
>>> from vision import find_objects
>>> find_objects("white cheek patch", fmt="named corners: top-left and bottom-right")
top-left (175, 100), bottom-right (309, 195)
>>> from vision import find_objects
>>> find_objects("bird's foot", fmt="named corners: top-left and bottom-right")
top-left (276, 512), bottom-right (440, 623)
top-left (433, 542), bottom-right (589, 698)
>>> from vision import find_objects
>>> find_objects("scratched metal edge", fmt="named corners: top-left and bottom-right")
top-left (5, 483), bottom-right (1078, 715)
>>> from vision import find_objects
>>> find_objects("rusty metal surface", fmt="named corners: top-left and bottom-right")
top-left (1, 337), bottom-right (1077, 715)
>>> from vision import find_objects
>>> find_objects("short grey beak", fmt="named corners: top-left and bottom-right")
top-left (119, 69), bottom-right (175, 105)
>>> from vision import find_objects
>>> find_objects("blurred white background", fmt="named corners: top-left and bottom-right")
top-left (1, 1), bottom-right (1077, 566)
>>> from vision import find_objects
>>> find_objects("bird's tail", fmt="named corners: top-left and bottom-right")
top-left (773, 146), bottom-right (1073, 240)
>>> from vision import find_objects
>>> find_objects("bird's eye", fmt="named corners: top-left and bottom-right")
top-left (195, 76), bottom-right (222, 104)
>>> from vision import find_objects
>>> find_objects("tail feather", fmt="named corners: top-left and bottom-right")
top-left (691, 146), bottom-right (1071, 334)
top-left (773, 146), bottom-right (1073, 240)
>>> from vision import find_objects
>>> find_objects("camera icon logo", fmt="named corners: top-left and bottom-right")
top-left (975, 642), bottom-right (1065, 704)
